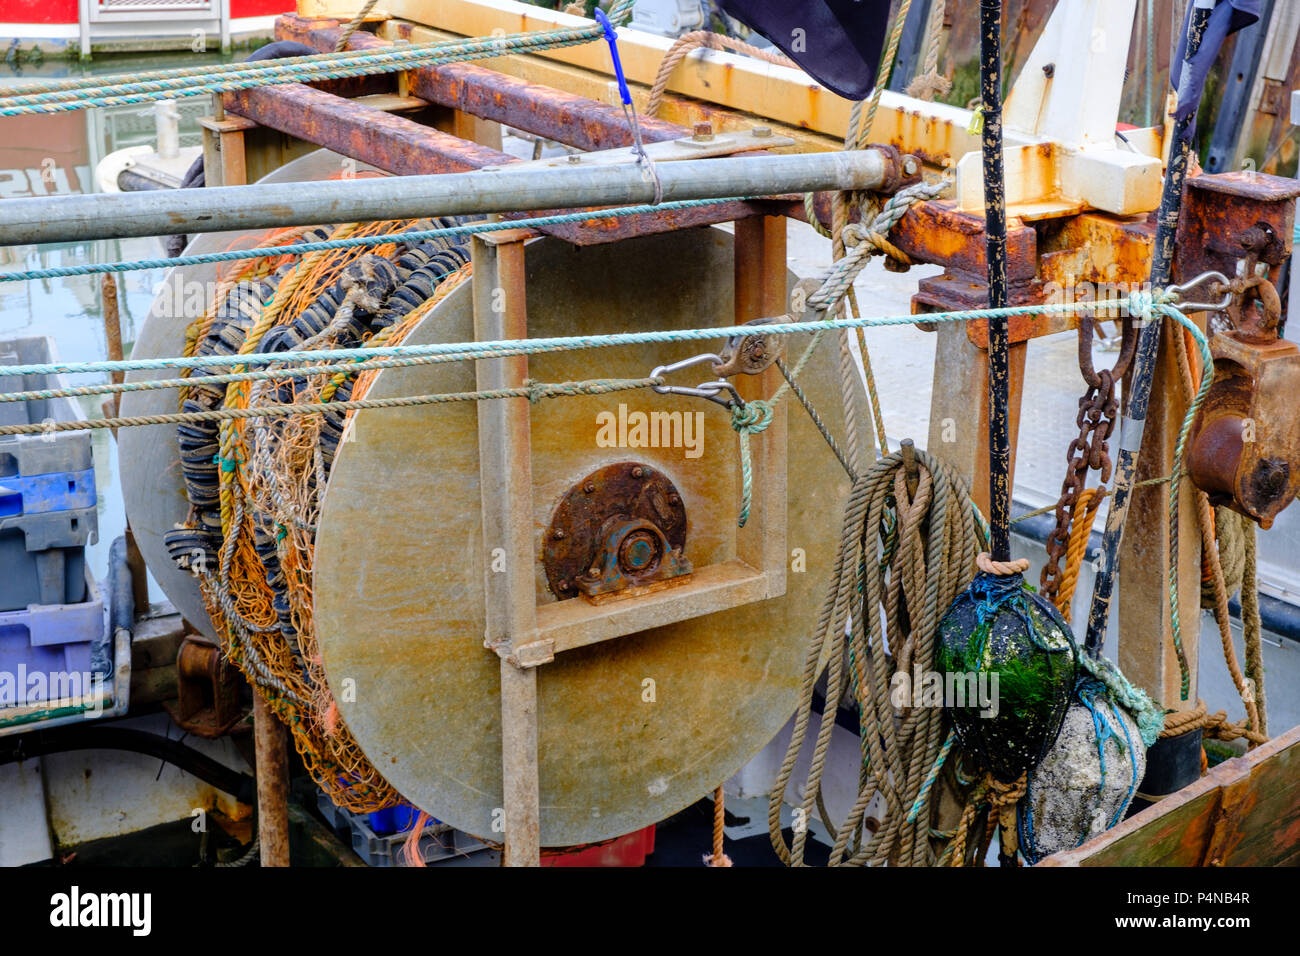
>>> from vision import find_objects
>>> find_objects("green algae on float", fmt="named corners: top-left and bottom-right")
top-left (935, 570), bottom-right (1077, 782)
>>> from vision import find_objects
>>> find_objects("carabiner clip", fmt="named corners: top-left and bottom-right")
top-left (1165, 271), bottom-right (1232, 313)
top-left (651, 353), bottom-right (744, 409)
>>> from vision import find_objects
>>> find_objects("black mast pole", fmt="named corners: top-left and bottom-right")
top-left (981, 0), bottom-right (1010, 561)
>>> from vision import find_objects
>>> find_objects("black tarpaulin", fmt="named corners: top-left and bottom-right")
top-left (718, 0), bottom-right (894, 100)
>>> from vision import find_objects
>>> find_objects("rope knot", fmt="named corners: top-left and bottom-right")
top-left (1126, 289), bottom-right (1154, 319)
top-left (523, 379), bottom-right (549, 404)
top-left (730, 399), bottom-right (774, 528)
top-left (730, 398), bottom-right (774, 435)
top-left (986, 772), bottom-right (1027, 808)
top-left (974, 551), bottom-right (1030, 576)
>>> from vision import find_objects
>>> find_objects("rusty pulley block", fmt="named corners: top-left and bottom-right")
top-left (1188, 236), bottom-right (1300, 529)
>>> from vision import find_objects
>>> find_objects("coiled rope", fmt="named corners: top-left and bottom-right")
top-left (770, 448), bottom-right (980, 866)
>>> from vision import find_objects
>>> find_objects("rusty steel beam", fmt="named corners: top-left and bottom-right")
top-left (226, 82), bottom-right (510, 176)
top-left (255, 15), bottom-right (800, 244)
top-left (277, 14), bottom-right (688, 151)
top-left (406, 62), bottom-right (685, 152)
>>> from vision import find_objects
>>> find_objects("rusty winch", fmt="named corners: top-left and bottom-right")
top-left (1187, 226), bottom-right (1300, 529)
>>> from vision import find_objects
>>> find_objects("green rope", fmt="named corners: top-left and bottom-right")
top-left (905, 731), bottom-right (955, 824)
top-left (1161, 301), bottom-right (1216, 701)
top-left (0, 294), bottom-right (1203, 382)
top-left (0, 377), bottom-right (662, 436)
top-left (730, 399), bottom-right (776, 526)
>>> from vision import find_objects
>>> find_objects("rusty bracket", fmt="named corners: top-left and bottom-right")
top-left (543, 462), bottom-right (691, 603)
top-left (163, 633), bottom-right (246, 738)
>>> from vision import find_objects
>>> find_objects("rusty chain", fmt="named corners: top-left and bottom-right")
top-left (1041, 311), bottom-right (1138, 602)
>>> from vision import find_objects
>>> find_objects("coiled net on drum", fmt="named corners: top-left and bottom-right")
top-left (163, 217), bottom-right (473, 812)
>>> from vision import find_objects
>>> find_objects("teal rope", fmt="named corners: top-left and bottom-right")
top-left (0, 352), bottom-right (485, 405)
top-left (1160, 301), bottom-right (1216, 701)
top-left (0, 1), bottom-right (636, 116)
top-left (0, 198), bottom-right (749, 282)
top-left (0, 377), bottom-right (663, 436)
top-left (730, 399), bottom-right (775, 527)
top-left (905, 731), bottom-right (955, 824)
top-left (0, 294), bottom-right (1202, 381)
top-left (1075, 651), bottom-right (1164, 748)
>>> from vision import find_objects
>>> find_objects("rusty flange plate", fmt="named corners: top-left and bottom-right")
top-left (542, 461), bottom-right (687, 600)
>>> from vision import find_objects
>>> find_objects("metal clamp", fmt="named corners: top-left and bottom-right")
top-left (1166, 271), bottom-right (1233, 313)
top-left (650, 353), bottom-right (744, 408)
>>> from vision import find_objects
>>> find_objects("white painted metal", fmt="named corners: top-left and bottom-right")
top-left (0, 760), bottom-right (54, 866)
top-left (957, 0), bottom-right (1163, 217)
top-left (630, 0), bottom-right (706, 38)
top-left (80, 0), bottom-right (230, 54)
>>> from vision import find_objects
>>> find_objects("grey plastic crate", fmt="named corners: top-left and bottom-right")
top-left (315, 790), bottom-right (491, 867)
top-left (0, 508), bottom-right (95, 611)
top-left (0, 433), bottom-right (94, 480)
top-left (0, 337), bottom-right (93, 486)
top-left (0, 336), bottom-right (85, 429)
top-left (0, 505), bottom-right (96, 552)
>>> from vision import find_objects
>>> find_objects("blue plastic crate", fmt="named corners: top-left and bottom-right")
top-left (0, 567), bottom-right (110, 708)
top-left (0, 468), bottom-right (96, 517)
top-left (367, 802), bottom-right (422, 836)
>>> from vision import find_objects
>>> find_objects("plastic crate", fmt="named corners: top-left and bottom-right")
top-left (539, 825), bottom-right (656, 867)
top-left (0, 468), bottom-right (96, 517)
top-left (0, 565), bottom-right (111, 708)
top-left (0, 335), bottom-right (87, 432)
top-left (0, 435), bottom-right (94, 483)
top-left (0, 508), bottom-right (96, 612)
top-left (315, 790), bottom-right (491, 867)
top-left (367, 802), bottom-right (422, 836)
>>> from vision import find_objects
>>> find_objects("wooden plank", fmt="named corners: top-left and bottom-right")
top-left (1039, 724), bottom-right (1300, 866)
top-left (734, 214), bottom-right (792, 585)
top-left (472, 231), bottom-right (539, 658)
top-left (1117, 319), bottom-right (1202, 713)
top-left (535, 561), bottom-right (773, 655)
top-left (389, 24), bottom-right (842, 155)
top-left (472, 231), bottom-right (542, 867)
top-left (925, 323), bottom-right (1026, 520)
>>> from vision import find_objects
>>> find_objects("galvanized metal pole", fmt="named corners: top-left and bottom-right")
top-left (0, 149), bottom-right (895, 246)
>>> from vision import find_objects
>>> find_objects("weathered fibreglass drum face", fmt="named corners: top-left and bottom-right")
top-left (315, 229), bottom-right (852, 846)
top-left (122, 149), bottom-right (854, 847)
